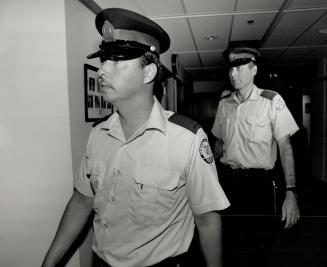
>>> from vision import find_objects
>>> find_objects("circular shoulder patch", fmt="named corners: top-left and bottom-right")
top-left (273, 95), bottom-right (286, 111)
top-left (199, 138), bottom-right (214, 164)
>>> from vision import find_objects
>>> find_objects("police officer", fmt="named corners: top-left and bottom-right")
top-left (42, 8), bottom-right (229, 267)
top-left (211, 43), bottom-right (300, 267)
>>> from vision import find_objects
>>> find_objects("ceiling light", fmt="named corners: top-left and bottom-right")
top-left (205, 35), bottom-right (218, 41)
top-left (318, 28), bottom-right (327, 34)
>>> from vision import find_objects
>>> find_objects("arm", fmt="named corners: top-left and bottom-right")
top-left (277, 135), bottom-right (300, 229)
top-left (41, 190), bottom-right (94, 267)
top-left (213, 138), bottom-right (224, 159)
top-left (194, 211), bottom-right (223, 267)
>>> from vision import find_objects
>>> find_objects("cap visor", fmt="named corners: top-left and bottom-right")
top-left (226, 58), bottom-right (254, 68)
top-left (87, 49), bottom-right (103, 59)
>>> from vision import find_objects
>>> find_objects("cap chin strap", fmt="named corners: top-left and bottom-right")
top-left (87, 40), bottom-right (158, 60)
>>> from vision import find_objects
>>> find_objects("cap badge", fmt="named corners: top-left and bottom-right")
top-left (102, 20), bottom-right (115, 43)
top-left (229, 52), bottom-right (236, 62)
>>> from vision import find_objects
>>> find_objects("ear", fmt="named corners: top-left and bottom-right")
top-left (143, 63), bottom-right (157, 84)
top-left (251, 65), bottom-right (258, 76)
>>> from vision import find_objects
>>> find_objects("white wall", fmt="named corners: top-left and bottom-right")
top-left (0, 0), bottom-right (79, 266)
top-left (65, 1), bottom-right (100, 266)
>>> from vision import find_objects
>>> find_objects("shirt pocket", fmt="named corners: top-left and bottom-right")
top-left (246, 116), bottom-right (271, 143)
top-left (88, 160), bottom-right (107, 215)
top-left (129, 167), bottom-right (180, 226)
top-left (88, 160), bottom-right (106, 193)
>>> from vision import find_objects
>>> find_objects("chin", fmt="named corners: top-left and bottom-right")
top-left (100, 91), bottom-right (114, 103)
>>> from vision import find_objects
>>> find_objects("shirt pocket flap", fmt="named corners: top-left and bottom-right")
top-left (134, 167), bottom-right (180, 191)
top-left (246, 116), bottom-right (268, 127)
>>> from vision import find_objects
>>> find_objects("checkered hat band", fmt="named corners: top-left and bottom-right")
top-left (229, 52), bottom-right (256, 62)
top-left (107, 29), bottom-right (160, 53)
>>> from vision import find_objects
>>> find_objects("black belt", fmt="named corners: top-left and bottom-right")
top-left (94, 253), bottom-right (182, 267)
top-left (219, 164), bottom-right (275, 179)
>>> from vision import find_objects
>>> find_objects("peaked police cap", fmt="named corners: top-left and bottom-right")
top-left (87, 8), bottom-right (170, 61)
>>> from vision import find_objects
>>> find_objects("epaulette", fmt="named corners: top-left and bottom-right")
top-left (220, 93), bottom-right (232, 100)
top-left (260, 90), bottom-right (277, 100)
top-left (168, 113), bottom-right (201, 134)
top-left (92, 114), bottom-right (112, 127)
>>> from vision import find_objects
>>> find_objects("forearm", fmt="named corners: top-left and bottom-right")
top-left (194, 211), bottom-right (223, 267)
top-left (278, 136), bottom-right (296, 187)
top-left (214, 138), bottom-right (224, 159)
top-left (42, 190), bottom-right (94, 267)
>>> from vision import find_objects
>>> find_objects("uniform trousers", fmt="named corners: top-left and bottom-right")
top-left (218, 163), bottom-right (281, 267)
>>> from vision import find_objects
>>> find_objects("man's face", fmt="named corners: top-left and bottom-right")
top-left (228, 63), bottom-right (256, 90)
top-left (97, 57), bottom-right (145, 104)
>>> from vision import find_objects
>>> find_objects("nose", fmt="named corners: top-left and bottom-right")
top-left (97, 60), bottom-right (114, 81)
top-left (97, 66), bottom-right (104, 79)
top-left (229, 67), bottom-right (237, 77)
top-left (97, 65), bottom-right (107, 84)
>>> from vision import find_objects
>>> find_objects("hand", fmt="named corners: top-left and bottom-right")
top-left (213, 139), bottom-right (223, 159)
top-left (281, 191), bottom-right (300, 229)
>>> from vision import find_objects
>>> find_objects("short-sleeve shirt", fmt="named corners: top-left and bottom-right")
top-left (211, 86), bottom-right (299, 169)
top-left (75, 97), bottom-right (230, 267)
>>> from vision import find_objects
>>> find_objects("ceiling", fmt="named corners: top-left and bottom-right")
top-left (80, 0), bottom-right (327, 81)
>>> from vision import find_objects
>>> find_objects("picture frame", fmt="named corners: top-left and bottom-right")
top-left (84, 64), bottom-right (113, 122)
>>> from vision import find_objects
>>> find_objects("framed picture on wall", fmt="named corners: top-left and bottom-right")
top-left (84, 64), bottom-right (113, 122)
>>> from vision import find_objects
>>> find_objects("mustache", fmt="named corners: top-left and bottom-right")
top-left (98, 77), bottom-right (113, 88)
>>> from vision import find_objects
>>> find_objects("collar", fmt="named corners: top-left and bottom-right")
top-left (100, 96), bottom-right (167, 135)
top-left (227, 85), bottom-right (260, 103)
top-left (143, 96), bottom-right (168, 135)
top-left (248, 85), bottom-right (260, 101)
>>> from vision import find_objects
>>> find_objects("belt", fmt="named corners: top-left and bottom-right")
top-left (219, 164), bottom-right (275, 179)
top-left (94, 254), bottom-right (181, 267)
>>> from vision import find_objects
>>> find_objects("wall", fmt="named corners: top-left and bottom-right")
top-left (311, 58), bottom-right (327, 183)
top-left (65, 1), bottom-right (100, 266)
top-left (0, 0), bottom-right (79, 266)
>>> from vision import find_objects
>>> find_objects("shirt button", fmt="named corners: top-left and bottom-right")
top-left (113, 169), bottom-right (121, 175)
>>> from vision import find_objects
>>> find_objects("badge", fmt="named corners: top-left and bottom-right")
top-left (102, 20), bottom-right (115, 43)
top-left (199, 138), bottom-right (214, 164)
top-left (273, 96), bottom-right (286, 111)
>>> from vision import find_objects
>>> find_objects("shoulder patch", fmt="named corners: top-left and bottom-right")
top-left (92, 114), bottom-right (112, 127)
top-left (220, 92), bottom-right (232, 100)
top-left (273, 95), bottom-right (286, 111)
top-left (260, 90), bottom-right (277, 100)
top-left (199, 138), bottom-right (214, 164)
top-left (168, 113), bottom-right (201, 134)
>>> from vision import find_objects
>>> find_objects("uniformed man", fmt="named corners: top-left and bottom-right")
top-left (211, 43), bottom-right (300, 267)
top-left (42, 8), bottom-right (230, 267)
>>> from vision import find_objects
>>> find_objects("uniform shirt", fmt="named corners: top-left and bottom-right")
top-left (211, 85), bottom-right (299, 169)
top-left (75, 97), bottom-right (230, 267)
